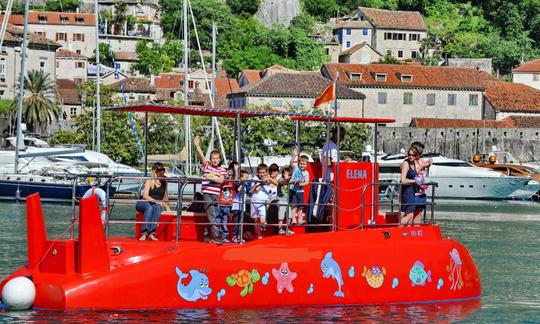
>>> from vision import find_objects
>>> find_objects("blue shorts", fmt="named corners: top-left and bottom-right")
top-left (289, 190), bottom-right (304, 207)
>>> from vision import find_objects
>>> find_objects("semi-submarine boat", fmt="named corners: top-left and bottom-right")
top-left (0, 105), bottom-right (481, 310)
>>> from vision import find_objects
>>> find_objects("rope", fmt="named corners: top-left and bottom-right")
top-left (36, 219), bottom-right (76, 268)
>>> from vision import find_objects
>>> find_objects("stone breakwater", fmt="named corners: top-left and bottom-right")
top-left (371, 127), bottom-right (540, 162)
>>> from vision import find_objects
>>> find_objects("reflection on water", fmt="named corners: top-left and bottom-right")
top-left (0, 201), bottom-right (539, 322)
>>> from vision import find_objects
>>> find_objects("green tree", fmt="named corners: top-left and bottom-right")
top-left (377, 51), bottom-right (400, 64)
top-left (90, 43), bottom-right (116, 67)
top-left (113, 1), bottom-right (128, 35)
top-left (222, 46), bottom-right (290, 77)
top-left (11, 70), bottom-right (59, 134)
top-left (290, 13), bottom-right (316, 34)
top-left (44, 0), bottom-right (80, 12)
top-left (303, 0), bottom-right (338, 21)
top-left (226, 0), bottom-right (261, 16)
top-left (134, 40), bottom-right (183, 76)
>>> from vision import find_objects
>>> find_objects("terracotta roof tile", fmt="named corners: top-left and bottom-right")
top-left (112, 77), bottom-right (155, 93)
top-left (56, 79), bottom-right (78, 90)
top-left (114, 51), bottom-right (139, 62)
top-left (339, 43), bottom-right (381, 57)
top-left (2, 11), bottom-right (95, 26)
top-left (358, 7), bottom-right (427, 31)
top-left (410, 116), bottom-right (540, 128)
top-left (58, 88), bottom-right (81, 105)
top-left (240, 70), bottom-right (261, 85)
top-left (230, 71), bottom-right (365, 99)
top-left (57, 49), bottom-right (87, 59)
top-left (485, 82), bottom-right (540, 113)
top-left (154, 73), bottom-right (183, 89)
top-left (323, 63), bottom-right (497, 89)
top-left (512, 59), bottom-right (540, 73)
top-left (334, 20), bottom-right (372, 29)
top-left (3, 25), bottom-right (60, 47)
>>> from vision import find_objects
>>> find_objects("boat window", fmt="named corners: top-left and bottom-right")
top-left (449, 185), bottom-right (453, 188)
top-left (433, 162), bottom-right (472, 167)
top-left (62, 156), bottom-right (89, 162)
top-left (379, 166), bottom-right (400, 173)
top-left (460, 185), bottom-right (464, 188)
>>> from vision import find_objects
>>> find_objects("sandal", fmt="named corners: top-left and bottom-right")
top-left (148, 234), bottom-right (158, 241)
top-left (139, 234), bottom-right (147, 241)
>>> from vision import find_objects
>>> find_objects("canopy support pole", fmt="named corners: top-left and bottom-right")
top-left (144, 112), bottom-right (148, 176)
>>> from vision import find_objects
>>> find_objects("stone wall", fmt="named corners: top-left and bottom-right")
top-left (447, 58), bottom-right (493, 75)
top-left (255, 0), bottom-right (300, 27)
top-left (369, 127), bottom-right (540, 162)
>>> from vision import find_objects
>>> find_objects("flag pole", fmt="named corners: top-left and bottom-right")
top-left (333, 72), bottom-right (340, 231)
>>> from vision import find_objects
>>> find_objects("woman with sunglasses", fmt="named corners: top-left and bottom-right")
top-left (400, 144), bottom-right (432, 225)
top-left (136, 162), bottom-right (171, 240)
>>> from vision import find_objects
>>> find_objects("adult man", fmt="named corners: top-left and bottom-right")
top-left (321, 126), bottom-right (346, 183)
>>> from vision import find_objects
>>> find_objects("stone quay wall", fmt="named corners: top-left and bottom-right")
top-left (369, 127), bottom-right (540, 163)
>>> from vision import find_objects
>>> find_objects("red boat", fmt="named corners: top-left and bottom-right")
top-left (0, 105), bottom-right (481, 310)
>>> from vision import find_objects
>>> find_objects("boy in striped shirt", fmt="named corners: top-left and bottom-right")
top-left (194, 136), bottom-right (227, 244)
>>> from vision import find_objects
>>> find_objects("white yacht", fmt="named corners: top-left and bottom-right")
top-left (376, 153), bottom-right (531, 200)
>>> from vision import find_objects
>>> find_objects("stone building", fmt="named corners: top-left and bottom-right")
top-left (228, 71), bottom-right (365, 113)
top-left (334, 7), bottom-right (427, 61)
top-left (512, 59), bottom-right (540, 90)
top-left (0, 26), bottom-right (60, 100)
top-left (56, 49), bottom-right (88, 84)
top-left (484, 82), bottom-right (540, 120)
top-left (321, 63), bottom-right (496, 126)
top-left (57, 79), bottom-right (84, 122)
top-left (1, 11), bottom-right (96, 57)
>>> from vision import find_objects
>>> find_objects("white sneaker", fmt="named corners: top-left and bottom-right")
top-left (278, 229), bottom-right (286, 235)
top-left (286, 229), bottom-right (295, 235)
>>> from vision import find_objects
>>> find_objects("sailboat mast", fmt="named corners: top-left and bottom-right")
top-left (183, 0), bottom-right (191, 175)
top-left (94, 0), bottom-right (101, 153)
top-left (13, 0), bottom-right (30, 174)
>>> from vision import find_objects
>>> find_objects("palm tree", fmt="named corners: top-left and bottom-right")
top-left (11, 70), bottom-right (60, 134)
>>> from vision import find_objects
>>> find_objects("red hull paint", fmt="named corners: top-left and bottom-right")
top-left (10, 225), bottom-right (480, 310)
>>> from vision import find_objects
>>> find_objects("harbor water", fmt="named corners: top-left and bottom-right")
top-left (0, 200), bottom-right (538, 322)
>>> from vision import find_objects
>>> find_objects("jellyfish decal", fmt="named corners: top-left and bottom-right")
top-left (447, 248), bottom-right (463, 291)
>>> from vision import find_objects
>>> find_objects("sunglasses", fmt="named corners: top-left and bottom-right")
top-left (156, 168), bottom-right (165, 172)
top-left (407, 153), bottom-right (416, 157)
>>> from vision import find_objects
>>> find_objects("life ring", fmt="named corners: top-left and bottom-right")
top-left (82, 187), bottom-right (108, 222)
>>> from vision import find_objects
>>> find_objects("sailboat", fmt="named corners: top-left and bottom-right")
top-left (0, 0), bottom-right (114, 202)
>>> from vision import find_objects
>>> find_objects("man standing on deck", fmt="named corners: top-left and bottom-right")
top-left (321, 126), bottom-right (346, 183)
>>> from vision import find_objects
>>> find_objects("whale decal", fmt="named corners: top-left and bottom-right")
top-left (176, 267), bottom-right (212, 302)
top-left (320, 252), bottom-right (344, 297)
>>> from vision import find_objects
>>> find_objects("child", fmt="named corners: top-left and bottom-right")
top-left (215, 162), bottom-right (238, 243)
top-left (194, 135), bottom-right (226, 244)
top-left (250, 163), bottom-right (271, 239)
top-left (277, 166), bottom-right (294, 235)
top-left (290, 154), bottom-right (310, 225)
top-left (231, 169), bottom-right (250, 243)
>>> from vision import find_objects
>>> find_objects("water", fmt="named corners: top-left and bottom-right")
top-left (0, 200), bottom-right (539, 322)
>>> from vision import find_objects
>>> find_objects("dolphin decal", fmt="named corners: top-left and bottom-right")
top-left (176, 267), bottom-right (212, 302)
top-left (320, 252), bottom-right (345, 297)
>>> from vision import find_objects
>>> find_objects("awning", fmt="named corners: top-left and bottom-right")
top-left (105, 103), bottom-right (395, 124)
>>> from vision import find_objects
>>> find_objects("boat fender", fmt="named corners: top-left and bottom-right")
top-left (1, 277), bottom-right (35, 310)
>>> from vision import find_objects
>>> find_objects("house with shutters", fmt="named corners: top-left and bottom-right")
top-left (228, 71), bottom-right (365, 114)
top-left (334, 7), bottom-right (427, 61)
top-left (56, 49), bottom-right (88, 84)
top-left (321, 63), bottom-right (496, 126)
top-left (1, 11), bottom-right (96, 57)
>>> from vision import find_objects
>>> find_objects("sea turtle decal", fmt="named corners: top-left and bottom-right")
top-left (226, 269), bottom-right (261, 297)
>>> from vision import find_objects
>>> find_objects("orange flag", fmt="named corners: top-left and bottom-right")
top-left (314, 82), bottom-right (335, 107)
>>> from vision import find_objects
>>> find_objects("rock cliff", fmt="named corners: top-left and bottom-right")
top-left (255, 0), bottom-right (301, 27)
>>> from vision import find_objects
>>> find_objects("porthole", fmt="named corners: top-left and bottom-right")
top-left (449, 185), bottom-right (453, 188)
top-left (469, 185), bottom-right (473, 188)
top-left (460, 185), bottom-right (464, 188)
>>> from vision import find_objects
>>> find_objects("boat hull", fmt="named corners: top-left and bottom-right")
top-left (12, 225), bottom-right (480, 309)
top-left (0, 179), bottom-right (112, 202)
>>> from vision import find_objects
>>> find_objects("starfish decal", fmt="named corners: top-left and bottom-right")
top-left (272, 262), bottom-right (298, 294)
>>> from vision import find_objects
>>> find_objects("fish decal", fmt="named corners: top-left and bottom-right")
top-left (362, 265), bottom-right (386, 288)
top-left (320, 252), bottom-right (344, 297)
top-left (176, 267), bottom-right (212, 302)
top-left (409, 261), bottom-right (432, 287)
